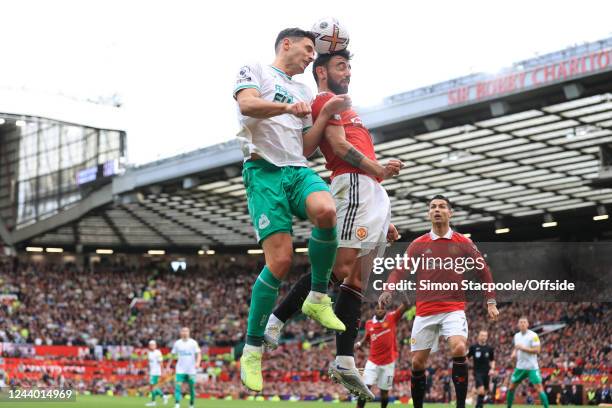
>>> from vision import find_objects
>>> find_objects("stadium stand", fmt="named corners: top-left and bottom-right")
top-left (1, 256), bottom-right (609, 402)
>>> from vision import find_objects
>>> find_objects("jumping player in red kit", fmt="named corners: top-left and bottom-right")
top-left (379, 195), bottom-right (499, 408)
top-left (356, 301), bottom-right (409, 408)
top-left (264, 49), bottom-right (404, 400)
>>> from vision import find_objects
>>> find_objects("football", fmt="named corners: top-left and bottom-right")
top-left (311, 17), bottom-right (350, 54)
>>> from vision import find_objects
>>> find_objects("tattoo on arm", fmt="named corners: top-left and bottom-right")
top-left (343, 147), bottom-right (365, 168)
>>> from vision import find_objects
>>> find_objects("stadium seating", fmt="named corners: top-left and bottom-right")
top-left (0, 256), bottom-right (609, 400)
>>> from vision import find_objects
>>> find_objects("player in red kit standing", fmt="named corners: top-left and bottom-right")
top-left (380, 195), bottom-right (499, 408)
top-left (264, 49), bottom-right (404, 400)
top-left (355, 301), bottom-right (409, 408)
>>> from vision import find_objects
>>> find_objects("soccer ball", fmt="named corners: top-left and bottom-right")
top-left (310, 17), bottom-right (350, 54)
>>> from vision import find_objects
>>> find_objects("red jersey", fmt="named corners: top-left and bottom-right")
top-left (311, 92), bottom-right (380, 181)
top-left (364, 309), bottom-right (402, 365)
top-left (388, 229), bottom-right (495, 317)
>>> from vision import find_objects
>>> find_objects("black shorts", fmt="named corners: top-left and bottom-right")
top-left (474, 372), bottom-right (490, 389)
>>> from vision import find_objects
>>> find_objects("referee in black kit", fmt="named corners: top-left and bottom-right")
top-left (468, 330), bottom-right (495, 408)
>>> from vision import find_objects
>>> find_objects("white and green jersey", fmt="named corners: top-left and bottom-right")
top-left (233, 62), bottom-right (313, 167)
top-left (171, 338), bottom-right (200, 375)
top-left (514, 330), bottom-right (541, 370)
top-left (147, 349), bottom-right (163, 376)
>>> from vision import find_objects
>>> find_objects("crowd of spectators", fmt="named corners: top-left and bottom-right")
top-left (0, 255), bottom-right (610, 401)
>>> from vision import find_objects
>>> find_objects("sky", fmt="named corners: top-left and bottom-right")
top-left (1, 0), bottom-right (612, 165)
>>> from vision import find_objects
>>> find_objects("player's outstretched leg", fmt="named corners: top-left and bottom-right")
top-left (301, 192), bottom-right (345, 331)
top-left (241, 266), bottom-right (281, 391)
top-left (329, 247), bottom-right (374, 400)
top-left (301, 226), bottom-right (345, 331)
top-left (329, 359), bottom-right (374, 401)
top-left (264, 272), bottom-right (313, 349)
top-left (242, 234), bottom-right (291, 392)
top-left (266, 267), bottom-right (344, 349)
top-left (328, 281), bottom-right (373, 400)
top-left (334, 283), bottom-right (362, 362)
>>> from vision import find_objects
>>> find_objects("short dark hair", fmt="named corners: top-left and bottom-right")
top-left (312, 49), bottom-right (352, 83)
top-left (429, 194), bottom-right (452, 209)
top-left (274, 28), bottom-right (316, 53)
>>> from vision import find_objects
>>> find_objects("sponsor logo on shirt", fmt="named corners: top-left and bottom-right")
top-left (371, 328), bottom-right (390, 341)
top-left (273, 85), bottom-right (294, 104)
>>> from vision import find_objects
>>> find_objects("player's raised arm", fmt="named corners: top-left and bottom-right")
top-left (235, 88), bottom-right (298, 119)
top-left (323, 124), bottom-right (402, 179)
top-left (395, 299), bottom-right (410, 318)
top-left (302, 94), bottom-right (352, 157)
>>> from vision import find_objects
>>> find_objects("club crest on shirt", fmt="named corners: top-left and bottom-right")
top-left (356, 226), bottom-right (368, 240)
top-left (258, 214), bottom-right (270, 230)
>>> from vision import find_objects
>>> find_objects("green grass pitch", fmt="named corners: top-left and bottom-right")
top-left (9, 395), bottom-right (583, 408)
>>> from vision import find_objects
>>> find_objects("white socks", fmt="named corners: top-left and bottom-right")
top-left (336, 355), bottom-right (356, 369)
top-left (267, 313), bottom-right (284, 328)
top-left (307, 290), bottom-right (326, 303)
top-left (243, 344), bottom-right (263, 353)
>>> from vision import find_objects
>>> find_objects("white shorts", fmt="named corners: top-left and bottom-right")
top-left (331, 173), bottom-right (391, 257)
top-left (410, 310), bottom-right (468, 352)
top-left (363, 360), bottom-right (395, 390)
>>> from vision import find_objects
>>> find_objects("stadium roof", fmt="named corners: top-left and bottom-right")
top-left (0, 87), bottom-right (125, 131)
top-left (4, 37), bottom-right (612, 252)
